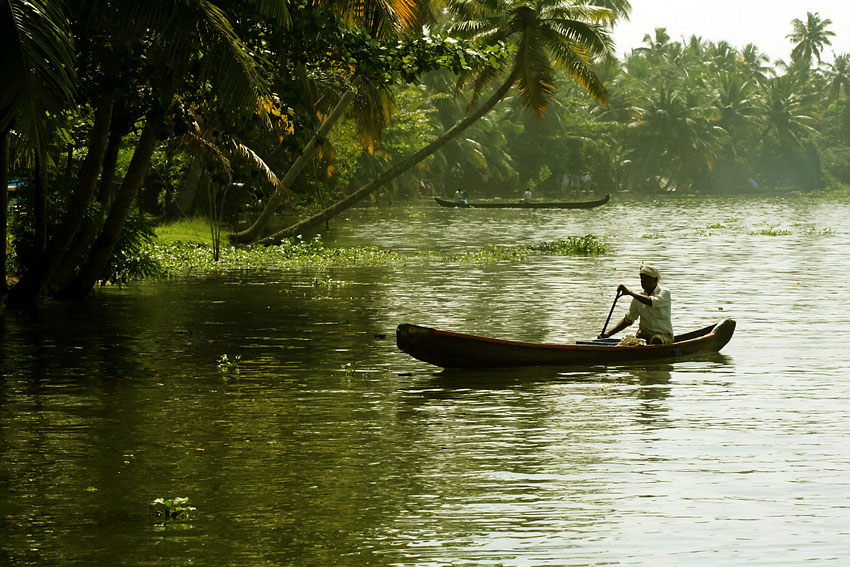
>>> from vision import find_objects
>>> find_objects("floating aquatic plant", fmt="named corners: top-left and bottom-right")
top-left (750, 225), bottom-right (793, 236)
top-left (218, 354), bottom-right (242, 370)
top-left (150, 497), bottom-right (196, 521)
top-left (144, 235), bottom-right (608, 277)
top-left (529, 236), bottom-right (607, 255)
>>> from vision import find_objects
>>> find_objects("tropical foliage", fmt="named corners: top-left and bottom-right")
top-left (3, 2), bottom-right (850, 305)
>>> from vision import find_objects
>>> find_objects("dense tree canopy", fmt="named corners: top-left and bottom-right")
top-left (3, 2), bottom-right (850, 306)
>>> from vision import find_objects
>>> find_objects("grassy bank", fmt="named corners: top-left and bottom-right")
top-left (154, 217), bottom-right (214, 245)
top-left (149, 218), bottom-right (607, 277)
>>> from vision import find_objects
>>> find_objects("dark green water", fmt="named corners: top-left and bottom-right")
top-left (2, 197), bottom-right (849, 565)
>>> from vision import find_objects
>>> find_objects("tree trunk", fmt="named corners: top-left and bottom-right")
top-left (65, 143), bottom-right (75, 177)
top-left (1, 128), bottom-right (9, 297)
top-left (230, 87), bottom-right (356, 244)
top-left (5, 103), bottom-right (114, 309)
top-left (168, 153), bottom-right (204, 217)
top-left (50, 112), bottom-right (125, 291)
top-left (256, 68), bottom-right (520, 244)
top-left (34, 150), bottom-right (49, 252)
top-left (57, 113), bottom-right (161, 299)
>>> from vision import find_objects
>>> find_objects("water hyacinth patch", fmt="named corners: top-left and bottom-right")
top-left (528, 236), bottom-right (608, 256)
top-left (150, 497), bottom-right (196, 521)
top-left (218, 354), bottom-right (242, 370)
top-left (750, 227), bottom-right (793, 236)
top-left (144, 235), bottom-right (608, 277)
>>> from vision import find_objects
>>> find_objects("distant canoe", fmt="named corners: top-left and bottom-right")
top-left (397, 319), bottom-right (736, 368)
top-left (434, 194), bottom-right (610, 209)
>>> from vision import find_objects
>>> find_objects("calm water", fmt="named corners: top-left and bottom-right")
top-left (1, 196), bottom-right (849, 566)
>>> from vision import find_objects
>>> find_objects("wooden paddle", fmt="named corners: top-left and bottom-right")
top-left (599, 290), bottom-right (623, 338)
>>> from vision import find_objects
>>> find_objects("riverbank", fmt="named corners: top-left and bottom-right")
top-left (147, 231), bottom-right (608, 277)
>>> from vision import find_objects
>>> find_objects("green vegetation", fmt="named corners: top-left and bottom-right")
top-left (147, 235), bottom-right (608, 277)
top-left (696, 220), bottom-right (833, 237)
top-left (751, 226), bottom-right (794, 236)
top-left (3, 2), bottom-right (850, 306)
top-left (217, 354), bottom-right (242, 370)
top-left (154, 217), bottom-right (214, 245)
top-left (150, 497), bottom-right (196, 521)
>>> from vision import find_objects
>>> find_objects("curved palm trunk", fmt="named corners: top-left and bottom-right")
top-left (5, 103), bottom-right (114, 308)
top-left (256, 67), bottom-right (521, 245)
top-left (57, 114), bottom-right (161, 300)
top-left (230, 87), bottom-right (356, 244)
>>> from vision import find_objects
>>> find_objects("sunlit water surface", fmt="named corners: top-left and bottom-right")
top-left (1, 196), bottom-right (849, 566)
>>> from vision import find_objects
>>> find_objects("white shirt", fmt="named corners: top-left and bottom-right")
top-left (624, 285), bottom-right (673, 338)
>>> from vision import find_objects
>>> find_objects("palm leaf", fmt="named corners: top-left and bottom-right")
top-left (514, 32), bottom-right (556, 116)
top-left (350, 78), bottom-right (396, 145)
top-left (326, 0), bottom-right (419, 37)
top-left (0, 0), bottom-right (76, 148)
top-left (196, 2), bottom-right (270, 121)
top-left (227, 141), bottom-right (286, 193)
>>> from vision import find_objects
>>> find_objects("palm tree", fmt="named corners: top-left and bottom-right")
top-left (635, 27), bottom-right (671, 60)
top-left (708, 41), bottom-right (738, 72)
top-left (684, 34), bottom-right (706, 56)
top-left (628, 84), bottom-right (725, 190)
top-left (1, 0), bottom-right (76, 296)
top-left (260, 0), bottom-right (620, 243)
top-left (712, 72), bottom-right (758, 162)
top-left (787, 11), bottom-right (835, 67)
top-left (0, 0), bottom-right (76, 149)
top-left (56, 0), bottom-right (275, 300)
top-left (758, 75), bottom-right (816, 151)
top-left (824, 54), bottom-right (850, 103)
top-left (714, 73), bottom-right (756, 130)
top-left (756, 75), bottom-right (819, 188)
top-left (8, 0), bottom-right (275, 306)
top-left (740, 43), bottom-right (773, 86)
top-left (228, 0), bottom-right (422, 243)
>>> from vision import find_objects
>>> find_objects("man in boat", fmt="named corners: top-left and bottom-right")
top-left (598, 264), bottom-right (674, 344)
top-left (454, 188), bottom-right (467, 204)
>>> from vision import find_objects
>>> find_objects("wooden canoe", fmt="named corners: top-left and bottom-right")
top-left (434, 194), bottom-right (610, 209)
top-left (397, 319), bottom-right (736, 368)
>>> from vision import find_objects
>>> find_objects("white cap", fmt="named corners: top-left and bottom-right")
top-left (639, 263), bottom-right (660, 279)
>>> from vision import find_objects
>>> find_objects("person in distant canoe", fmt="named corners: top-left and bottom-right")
top-left (454, 188), bottom-right (467, 204)
top-left (522, 188), bottom-right (532, 202)
top-left (599, 264), bottom-right (674, 344)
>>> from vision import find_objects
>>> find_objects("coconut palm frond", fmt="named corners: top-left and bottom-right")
top-left (180, 130), bottom-right (233, 177)
top-left (227, 142), bottom-right (286, 193)
top-left (196, 2), bottom-right (270, 123)
top-left (448, 0), bottom-right (612, 116)
top-left (328, 0), bottom-right (419, 37)
top-left (514, 37), bottom-right (556, 117)
top-left (0, 0), bottom-right (76, 148)
top-left (350, 79), bottom-right (397, 146)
